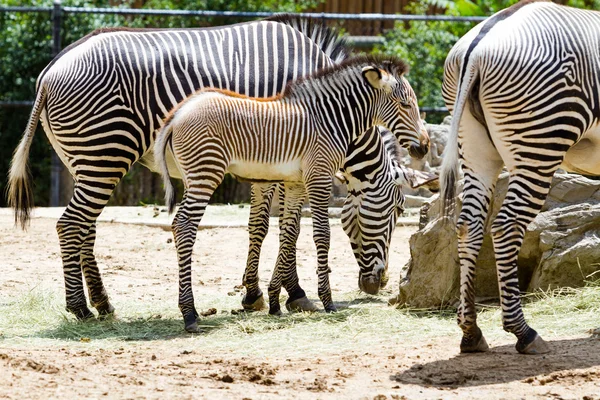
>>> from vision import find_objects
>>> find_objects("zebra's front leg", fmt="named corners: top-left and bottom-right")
top-left (57, 180), bottom-right (116, 320)
top-left (278, 184), bottom-right (318, 313)
top-left (491, 172), bottom-right (553, 354)
top-left (455, 165), bottom-right (501, 353)
top-left (81, 223), bottom-right (115, 317)
top-left (267, 183), bottom-right (307, 315)
top-left (305, 175), bottom-right (336, 312)
top-left (242, 183), bottom-right (277, 311)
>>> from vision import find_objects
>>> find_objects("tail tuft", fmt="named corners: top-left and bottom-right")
top-left (7, 87), bottom-right (46, 229)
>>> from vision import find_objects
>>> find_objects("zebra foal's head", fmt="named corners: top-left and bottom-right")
top-left (359, 58), bottom-right (430, 159)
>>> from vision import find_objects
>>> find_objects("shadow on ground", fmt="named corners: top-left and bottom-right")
top-left (390, 336), bottom-right (600, 387)
top-left (29, 301), bottom-right (364, 342)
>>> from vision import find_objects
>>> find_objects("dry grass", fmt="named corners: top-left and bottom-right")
top-left (1, 281), bottom-right (598, 357)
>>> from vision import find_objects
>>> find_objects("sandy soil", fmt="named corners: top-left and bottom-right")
top-left (0, 212), bottom-right (599, 399)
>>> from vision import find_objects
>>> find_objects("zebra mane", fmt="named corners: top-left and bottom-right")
top-left (264, 14), bottom-right (350, 64)
top-left (282, 54), bottom-right (410, 97)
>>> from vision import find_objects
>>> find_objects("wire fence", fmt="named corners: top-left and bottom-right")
top-left (0, 2), bottom-right (485, 112)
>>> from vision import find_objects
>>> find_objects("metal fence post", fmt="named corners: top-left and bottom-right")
top-left (50, 0), bottom-right (62, 207)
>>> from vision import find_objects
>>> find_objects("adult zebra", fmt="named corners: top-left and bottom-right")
top-left (156, 55), bottom-right (430, 331)
top-left (441, 0), bottom-right (600, 355)
top-left (7, 15), bottom-right (350, 321)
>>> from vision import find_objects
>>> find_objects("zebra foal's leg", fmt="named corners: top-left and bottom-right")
top-left (172, 159), bottom-right (227, 332)
top-left (279, 184), bottom-right (318, 312)
top-left (304, 173), bottom-right (336, 312)
top-left (57, 179), bottom-right (117, 320)
top-left (81, 223), bottom-right (114, 316)
top-left (491, 170), bottom-right (555, 355)
top-left (267, 183), bottom-right (309, 315)
top-left (242, 182), bottom-right (277, 311)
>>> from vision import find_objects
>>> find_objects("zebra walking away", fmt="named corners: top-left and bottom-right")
top-left (441, 1), bottom-right (600, 355)
top-left (7, 16), bottom-right (349, 321)
top-left (242, 126), bottom-right (437, 314)
top-left (156, 55), bottom-right (430, 331)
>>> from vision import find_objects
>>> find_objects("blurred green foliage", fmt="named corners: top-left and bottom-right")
top-left (375, 0), bottom-right (598, 123)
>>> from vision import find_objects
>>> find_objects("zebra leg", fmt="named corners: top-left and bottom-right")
top-left (241, 182), bottom-right (277, 311)
top-left (279, 185), bottom-right (318, 312)
top-left (305, 175), bottom-right (336, 312)
top-left (172, 189), bottom-right (211, 333)
top-left (81, 223), bottom-right (115, 317)
top-left (491, 172), bottom-right (553, 355)
top-left (456, 164), bottom-right (502, 353)
top-left (267, 183), bottom-right (306, 315)
top-left (172, 156), bottom-right (226, 332)
top-left (57, 180), bottom-right (116, 320)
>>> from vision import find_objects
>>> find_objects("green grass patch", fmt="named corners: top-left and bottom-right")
top-left (1, 283), bottom-right (598, 356)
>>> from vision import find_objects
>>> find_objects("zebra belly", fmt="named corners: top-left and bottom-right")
top-left (227, 159), bottom-right (303, 182)
top-left (562, 126), bottom-right (600, 176)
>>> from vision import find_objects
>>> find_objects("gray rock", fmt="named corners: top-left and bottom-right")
top-left (393, 172), bottom-right (600, 308)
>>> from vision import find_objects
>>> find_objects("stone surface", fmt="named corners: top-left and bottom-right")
top-left (393, 172), bottom-right (600, 308)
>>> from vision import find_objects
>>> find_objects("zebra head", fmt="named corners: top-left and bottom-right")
top-left (361, 60), bottom-right (430, 160)
top-left (339, 127), bottom-right (436, 295)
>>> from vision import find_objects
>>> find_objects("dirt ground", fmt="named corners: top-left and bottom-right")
top-left (1, 212), bottom-right (599, 399)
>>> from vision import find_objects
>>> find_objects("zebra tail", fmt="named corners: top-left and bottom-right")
top-left (7, 86), bottom-right (47, 230)
top-left (155, 122), bottom-right (177, 214)
top-left (440, 58), bottom-right (480, 219)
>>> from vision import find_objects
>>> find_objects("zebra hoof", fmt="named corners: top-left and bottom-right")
top-left (242, 291), bottom-right (266, 311)
top-left (184, 322), bottom-right (202, 333)
top-left (183, 310), bottom-right (200, 333)
top-left (286, 296), bottom-right (318, 313)
top-left (97, 302), bottom-right (115, 319)
top-left (68, 306), bottom-right (95, 321)
top-left (460, 328), bottom-right (489, 353)
top-left (269, 308), bottom-right (283, 317)
top-left (324, 304), bottom-right (337, 313)
top-left (516, 333), bottom-right (550, 355)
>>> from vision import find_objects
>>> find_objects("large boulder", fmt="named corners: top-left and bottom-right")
top-left (392, 172), bottom-right (600, 308)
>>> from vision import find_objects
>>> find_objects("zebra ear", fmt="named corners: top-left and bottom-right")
top-left (362, 66), bottom-right (383, 89)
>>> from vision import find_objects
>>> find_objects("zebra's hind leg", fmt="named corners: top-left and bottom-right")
top-left (172, 190), bottom-right (210, 333)
top-left (491, 171), bottom-right (554, 355)
top-left (81, 223), bottom-right (115, 317)
top-left (241, 182), bottom-right (277, 311)
top-left (57, 180), bottom-right (116, 320)
top-left (304, 174), bottom-right (336, 312)
top-left (454, 105), bottom-right (503, 353)
top-left (173, 161), bottom-right (226, 332)
top-left (456, 163), bottom-right (502, 353)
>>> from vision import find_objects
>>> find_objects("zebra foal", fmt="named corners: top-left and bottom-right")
top-left (156, 55), bottom-right (430, 331)
top-left (441, 1), bottom-right (600, 354)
